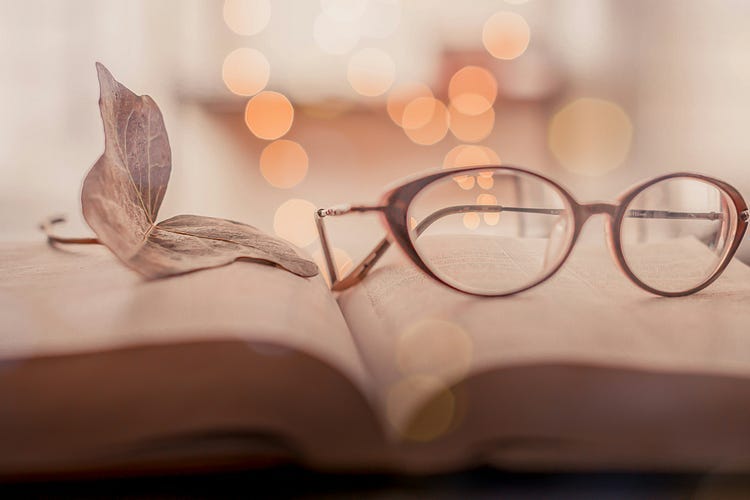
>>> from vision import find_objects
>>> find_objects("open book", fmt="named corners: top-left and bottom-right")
top-left (2, 237), bottom-right (750, 478)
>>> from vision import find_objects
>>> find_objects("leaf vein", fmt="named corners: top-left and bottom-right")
top-left (116, 105), bottom-right (153, 225)
top-left (146, 106), bottom-right (152, 219)
top-left (158, 226), bottom-right (269, 253)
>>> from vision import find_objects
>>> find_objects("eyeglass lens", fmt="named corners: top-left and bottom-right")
top-left (406, 168), bottom-right (574, 295)
top-left (620, 177), bottom-right (735, 293)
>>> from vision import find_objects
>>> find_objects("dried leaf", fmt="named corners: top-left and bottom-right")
top-left (80, 63), bottom-right (318, 279)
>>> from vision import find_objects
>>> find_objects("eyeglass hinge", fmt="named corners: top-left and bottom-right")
top-left (741, 209), bottom-right (750, 223)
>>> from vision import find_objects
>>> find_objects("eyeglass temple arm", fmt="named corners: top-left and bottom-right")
top-left (315, 205), bottom-right (393, 291)
top-left (623, 209), bottom-right (724, 220)
top-left (315, 204), bottom-right (725, 291)
top-left (416, 206), bottom-right (724, 235)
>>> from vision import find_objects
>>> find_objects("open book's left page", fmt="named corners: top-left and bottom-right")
top-left (0, 243), bottom-right (386, 476)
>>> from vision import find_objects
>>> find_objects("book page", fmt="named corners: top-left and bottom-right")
top-left (0, 242), bottom-right (369, 392)
top-left (0, 242), bottom-right (390, 474)
top-left (338, 233), bottom-right (750, 466)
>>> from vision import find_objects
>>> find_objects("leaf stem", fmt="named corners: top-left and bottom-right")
top-left (40, 216), bottom-right (100, 245)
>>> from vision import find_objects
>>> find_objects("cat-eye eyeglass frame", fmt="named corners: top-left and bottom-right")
top-left (315, 166), bottom-right (749, 298)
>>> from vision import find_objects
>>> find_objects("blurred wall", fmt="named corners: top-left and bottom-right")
top-left (1, 0), bottom-right (749, 262)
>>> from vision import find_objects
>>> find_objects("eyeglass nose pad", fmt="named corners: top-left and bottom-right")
top-left (543, 217), bottom-right (569, 270)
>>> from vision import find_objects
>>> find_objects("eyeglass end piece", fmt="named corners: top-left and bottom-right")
top-left (317, 204), bottom-right (352, 218)
top-left (741, 209), bottom-right (749, 223)
top-left (318, 204), bottom-right (387, 217)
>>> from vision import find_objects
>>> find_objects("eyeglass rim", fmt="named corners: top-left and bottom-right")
top-left (378, 165), bottom-right (749, 297)
top-left (379, 165), bottom-right (577, 297)
top-left (611, 172), bottom-right (748, 297)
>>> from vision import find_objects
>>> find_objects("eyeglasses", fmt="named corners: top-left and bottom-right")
top-left (315, 166), bottom-right (749, 297)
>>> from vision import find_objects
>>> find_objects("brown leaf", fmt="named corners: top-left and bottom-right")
top-left (80, 63), bottom-right (318, 279)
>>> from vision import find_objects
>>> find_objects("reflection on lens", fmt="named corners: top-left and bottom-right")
top-left (407, 168), bottom-right (573, 295)
top-left (620, 177), bottom-right (735, 294)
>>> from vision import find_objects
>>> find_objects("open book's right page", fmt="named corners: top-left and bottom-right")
top-left (338, 236), bottom-right (750, 472)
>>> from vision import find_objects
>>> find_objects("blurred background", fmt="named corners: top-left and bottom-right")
top-left (2, 0), bottom-right (750, 270)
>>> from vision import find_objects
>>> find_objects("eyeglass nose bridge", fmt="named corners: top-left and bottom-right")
top-left (572, 202), bottom-right (621, 273)
top-left (575, 201), bottom-right (618, 223)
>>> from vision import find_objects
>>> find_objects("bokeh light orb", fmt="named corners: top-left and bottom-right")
top-left (260, 140), bottom-right (308, 188)
top-left (444, 145), bottom-right (501, 191)
top-left (448, 66), bottom-right (497, 116)
top-left (347, 48), bottom-right (396, 97)
top-left (477, 193), bottom-right (497, 205)
top-left (402, 96), bottom-right (438, 130)
top-left (477, 193), bottom-right (499, 225)
top-left (387, 82), bottom-right (433, 127)
top-left (222, 48), bottom-right (270, 96)
top-left (273, 198), bottom-right (318, 247)
top-left (482, 11), bottom-right (530, 60)
top-left (223, 0), bottom-right (271, 36)
top-left (244, 91), bottom-right (294, 140)
top-left (443, 144), bottom-right (501, 169)
top-left (463, 212), bottom-right (480, 230)
top-left (402, 97), bottom-right (449, 145)
top-left (454, 175), bottom-right (476, 190)
top-left (448, 105), bottom-right (495, 143)
top-left (477, 170), bottom-right (494, 190)
top-left (548, 97), bottom-right (633, 175)
top-left (456, 145), bottom-right (500, 167)
top-left (386, 376), bottom-right (456, 442)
